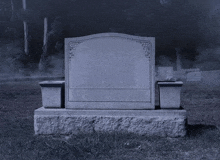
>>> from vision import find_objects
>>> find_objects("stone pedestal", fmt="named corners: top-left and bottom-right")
top-left (158, 81), bottom-right (183, 109)
top-left (34, 107), bottom-right (187, 137)
top-left (39, 81), bottom-right (65, 108)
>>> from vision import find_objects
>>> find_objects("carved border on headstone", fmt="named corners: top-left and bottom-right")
top-left (69, 41), bottom-right (82, 61)
top-left (68, 36), bottom-right (152, 61)
top-left (141, 41), bottom-right (152, 58)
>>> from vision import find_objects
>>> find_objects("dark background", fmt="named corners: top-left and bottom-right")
top-left (0, 0), bottom-right (220, 73)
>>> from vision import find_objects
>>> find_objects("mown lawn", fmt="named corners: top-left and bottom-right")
top-left (0, 81), bottom-right (220, 160)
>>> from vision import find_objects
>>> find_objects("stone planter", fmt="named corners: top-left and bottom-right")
top-left (157, 81), bottom-right (183, 109)
top-left (39, 81), bottom-right (65, 108)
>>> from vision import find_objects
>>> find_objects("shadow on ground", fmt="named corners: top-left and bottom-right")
top-left (187, 124), bottom-right (218, 137)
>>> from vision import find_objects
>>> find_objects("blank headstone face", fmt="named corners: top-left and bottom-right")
top-left (65, 33), bottom-right (155, 109)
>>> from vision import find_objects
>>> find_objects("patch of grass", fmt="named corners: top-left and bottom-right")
top-left (0, 81), bottom-right (220, 159)
top-left (181, 82), bottom-right (220, 127)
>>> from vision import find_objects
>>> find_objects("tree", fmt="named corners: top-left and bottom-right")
top-left (37, 0), bottom-right (67, 71)
top-left (38, 17), bottom-right (48, 71)
top-left (10, 0), bottom-right (15, 21)
top-left (22, 0), bottom-right (28, 55)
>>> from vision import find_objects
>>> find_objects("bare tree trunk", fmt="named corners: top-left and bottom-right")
top-left (10, 0), bottom-right (14, 21)
top-left (39, 17), bottom-right (49, 71)
top-left (175, 48), bottom-right (182, 71)
top-left (43, 17), bottom-right (48, 46)
top-left (22, 0), bottom-right (28, 55)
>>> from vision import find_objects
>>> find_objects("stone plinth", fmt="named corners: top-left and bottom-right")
top-left (39, 81), bottom-right (65, 108)
top-left (34, 107), bottom-right (187, 137)
top-left (158, 81), bottom-right (183, 109)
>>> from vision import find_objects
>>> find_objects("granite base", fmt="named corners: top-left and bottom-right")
top-left (34, 107), bottom-right (187, 137)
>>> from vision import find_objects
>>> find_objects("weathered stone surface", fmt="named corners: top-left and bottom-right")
top-left (34, 107), bottom-right (186, 137)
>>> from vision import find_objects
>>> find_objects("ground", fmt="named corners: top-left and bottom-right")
top-left (0, 80), bottom-right (220, 159)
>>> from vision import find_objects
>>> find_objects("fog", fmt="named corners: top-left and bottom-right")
top-left (1, 0), bottom-right (220, 78)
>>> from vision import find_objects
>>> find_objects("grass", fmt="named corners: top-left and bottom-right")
top-left (0, 81), bottom-right (220, 159)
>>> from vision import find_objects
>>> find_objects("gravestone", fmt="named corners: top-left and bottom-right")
top-left (187, 71), bottom-right (201, 81)
top-left (65, 33), bottom-right (155, 109)
top-left (34, 33), bottom-right (187, 137)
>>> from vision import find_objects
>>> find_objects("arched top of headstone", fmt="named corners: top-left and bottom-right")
top-left (65, 33), bottom-right (155, 110)
top-left (66, 32), bottom-right (154, 42)
top-left (66, 33), bottom-right (155, 59)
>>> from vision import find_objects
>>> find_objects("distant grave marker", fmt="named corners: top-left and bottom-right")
top-left (186, 71), bottom-right (201, 81)
top-left (157, 67), bottom-right (173, 81)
